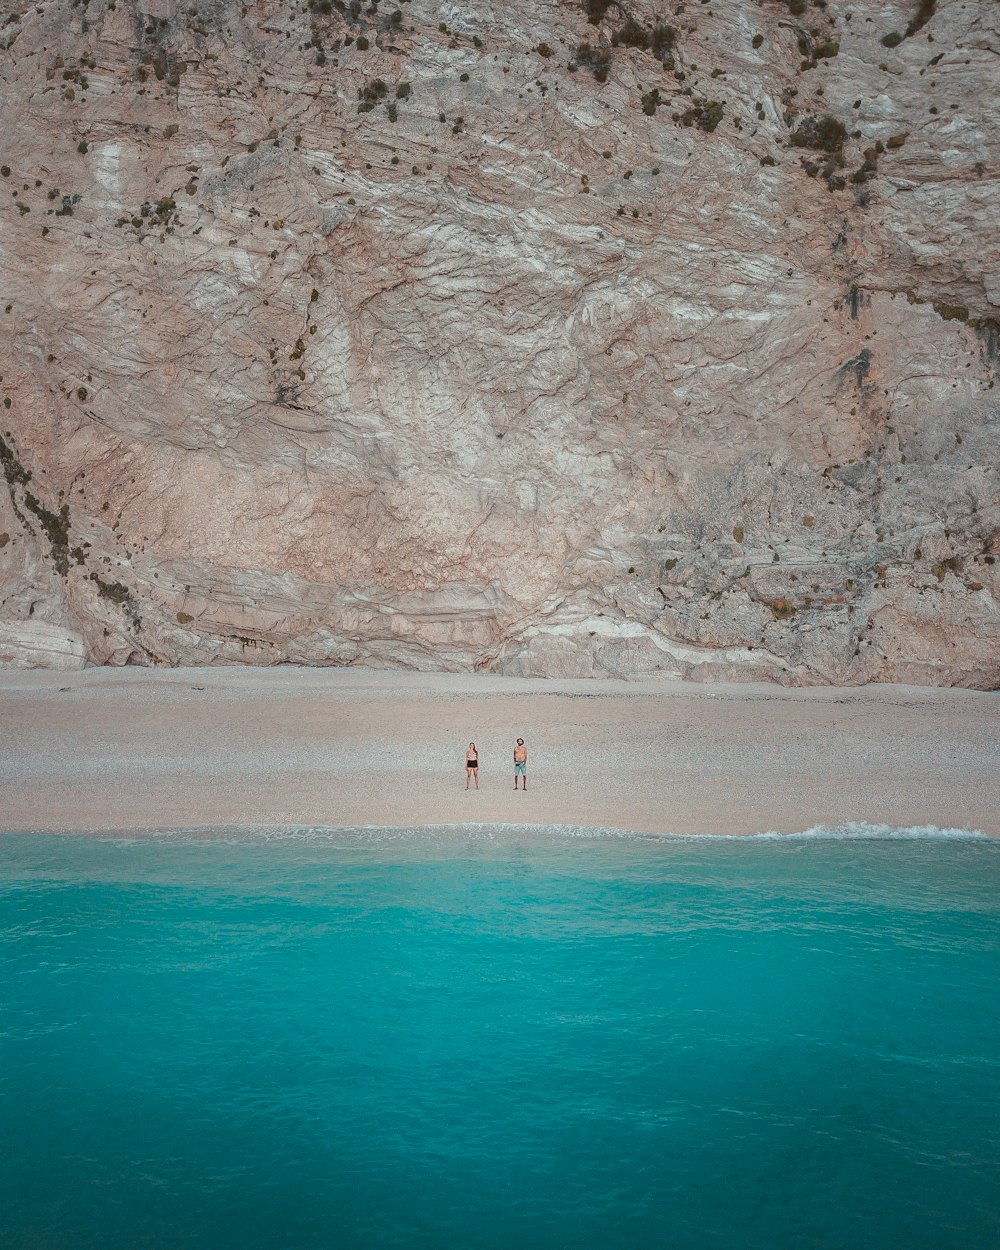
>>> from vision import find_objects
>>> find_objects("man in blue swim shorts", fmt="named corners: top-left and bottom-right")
top-left (513, 738), bottom-right (528, 790)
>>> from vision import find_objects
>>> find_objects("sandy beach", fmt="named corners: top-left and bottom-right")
top-left (0, 667), bottom-right (996, 837)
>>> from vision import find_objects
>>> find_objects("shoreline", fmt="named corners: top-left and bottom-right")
top-left (1, 667), bottom-right (997, 838)
top-left (2, 823), bottom-right (988, 845)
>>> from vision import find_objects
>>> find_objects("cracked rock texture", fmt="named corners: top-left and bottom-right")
top-left (1, 0), bottom-right (998, 684)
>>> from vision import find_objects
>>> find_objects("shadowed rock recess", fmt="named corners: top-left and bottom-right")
top-left (0, 0), bottom-right (997, 684)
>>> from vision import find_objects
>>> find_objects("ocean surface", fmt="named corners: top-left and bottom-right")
top-left (1, 825), bottom-right (998, 1250)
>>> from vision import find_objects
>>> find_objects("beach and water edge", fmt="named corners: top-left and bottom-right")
top-left (4, 669), bottom-right (999, 1250)
top-left (1, 666), bottom-right (996, 840)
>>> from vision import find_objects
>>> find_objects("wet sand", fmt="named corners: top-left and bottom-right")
top-left (0, 667), bottom-right (996, 837)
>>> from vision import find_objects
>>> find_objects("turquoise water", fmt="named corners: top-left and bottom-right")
top-left (1, 827), bottom-right (998, 1250)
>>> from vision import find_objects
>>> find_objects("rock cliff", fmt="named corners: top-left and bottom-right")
top-left (1, 0), bottom-right (998, 683)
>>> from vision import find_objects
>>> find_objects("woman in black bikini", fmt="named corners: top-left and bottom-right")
top-left (465, 742), bottom-right (479, 790)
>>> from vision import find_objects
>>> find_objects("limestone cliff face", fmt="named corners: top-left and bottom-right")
top-left (1, 0), bottom-right (998, 684)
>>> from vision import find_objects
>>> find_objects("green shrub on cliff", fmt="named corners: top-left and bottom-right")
top-left (790, 115), bottom-right (847, 155)
top-left (574, 42), bottom-right (612, 82)
top-left (583, 0), bottom-right (617, 23)
top-left (678, 100), bottom-right (725, 132)
top-left (357, 78), bottom-right (388, 112)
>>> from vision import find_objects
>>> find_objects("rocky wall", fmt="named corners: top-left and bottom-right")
top-left (0, 0), bottom-right (997, 684)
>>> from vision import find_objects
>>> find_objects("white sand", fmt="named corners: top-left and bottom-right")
top-left (0, 667), bottom-right (996, 837)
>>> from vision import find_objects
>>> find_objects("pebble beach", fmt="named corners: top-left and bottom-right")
top-left (1, 667), bottom-right (996, 837)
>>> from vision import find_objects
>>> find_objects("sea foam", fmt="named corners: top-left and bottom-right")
top-left (46, 819), bottom-right (989, 846)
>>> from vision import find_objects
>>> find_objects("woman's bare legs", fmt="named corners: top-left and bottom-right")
top-left (466, 766), bottom-right (479, 790)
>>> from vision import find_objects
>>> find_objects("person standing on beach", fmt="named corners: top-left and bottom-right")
top-left (466, 742), bottom-right (479, 790)
top-left (513, 738), bottom-right (528, 790)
